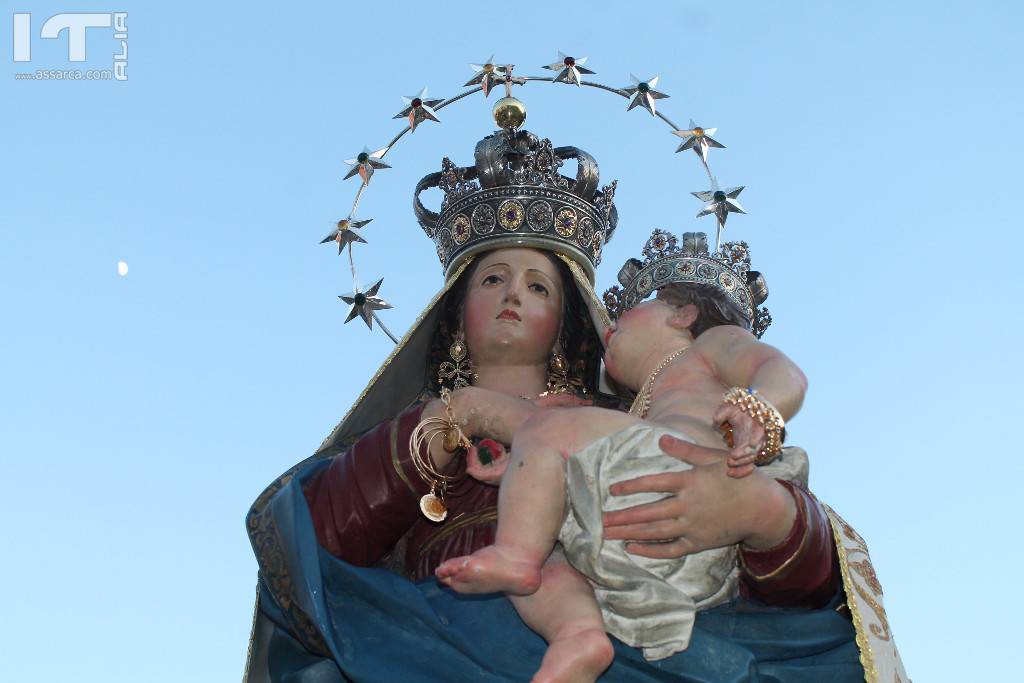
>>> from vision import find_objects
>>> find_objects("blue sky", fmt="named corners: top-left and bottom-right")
top-left (2, 1), bottom-right (1020, 680)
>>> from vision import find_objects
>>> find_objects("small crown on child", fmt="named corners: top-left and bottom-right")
top-left (603, 230), bottom-right (772, 338)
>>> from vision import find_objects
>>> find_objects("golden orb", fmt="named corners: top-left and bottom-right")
top-left (492, 96), bottom-right (527, 130)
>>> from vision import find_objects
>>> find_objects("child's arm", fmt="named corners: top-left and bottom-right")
top-left (456, 388), bottom-right (593, 485)
top-left (696, 325), bottom-right (807, 419)
top-left (694, 325), bottom-right (808, 475)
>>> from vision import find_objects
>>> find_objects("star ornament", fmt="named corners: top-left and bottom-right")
top-left (673, 119), bottom-right (726, 164)
top-left (543, 52), bottom-right (595, 86)
top-left (393, 87), bottom-right (443, 132)
top-left (320, 218), bottom-right (372, 254)
top-left (343, 146), bottom-right (390, 183)
top-left (622, 74), bottom-right (670, 116)
top-left (466, 56), bottom-right (507, 97)
top-left (339, 278), bottom-right (393, 330)
top-left (693, 185), bottom-right (746, 228)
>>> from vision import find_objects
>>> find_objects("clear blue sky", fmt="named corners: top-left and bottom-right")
top-left (2, 1), bottom-right (1020, 680)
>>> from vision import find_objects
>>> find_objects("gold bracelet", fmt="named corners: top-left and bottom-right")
top-left (721, 386), bottom-right (785, 465)
top-left (408, 388), bottom-right (470, 522)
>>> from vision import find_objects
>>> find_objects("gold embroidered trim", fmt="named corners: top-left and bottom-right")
top-left (415, 506), bottom-right (498, 564)
top-left (242, 582), bottom-right (259, 683)
top-left (557, 253), bottom-right (612, 329)
top-left (390, 414), bottom-right (419, 497)
top-left (246, 502), bottom-right (328, 657)
top-left (738, 485), bottom-right (810, 581)
top-left (821, 501), bottom-right (877, 683)
top-left (318, 258), bottom-right (477, 453)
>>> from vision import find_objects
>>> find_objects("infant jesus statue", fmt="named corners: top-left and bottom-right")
top-left (436, 232), bottom-right (810, 682)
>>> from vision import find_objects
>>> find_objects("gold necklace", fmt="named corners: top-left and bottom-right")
top-left (628, 346), bottom-right (690, 418)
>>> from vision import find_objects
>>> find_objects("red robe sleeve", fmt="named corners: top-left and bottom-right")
top-left (302, 402), bottom-right (431, 567)
top-left (737, 480), bottom-right (841, 609)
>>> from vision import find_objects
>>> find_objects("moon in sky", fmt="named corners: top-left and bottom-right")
top-left (117, 261), bottom-right (128, 276)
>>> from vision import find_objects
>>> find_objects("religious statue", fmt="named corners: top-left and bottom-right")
top-left (244, 55), bottom-right (907, 682)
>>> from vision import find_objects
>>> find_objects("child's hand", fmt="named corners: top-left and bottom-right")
top-left (465, 438), bottom-right (509, 486)
top-left (712, 403), bottom-right (765, 479)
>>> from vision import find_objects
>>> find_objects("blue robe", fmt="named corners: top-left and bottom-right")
top-left (245, 460), bottom-right (864, 682)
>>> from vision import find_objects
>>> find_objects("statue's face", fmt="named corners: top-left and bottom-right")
top-left (603, 298), bottom-right (676, 390)
top-left (462, 248), bottom-right (564, 367)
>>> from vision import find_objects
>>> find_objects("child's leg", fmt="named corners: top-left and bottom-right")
top-left (511, 552), bottom-right (614, 683)
top-left (436, 409), bottom-right (581, 594)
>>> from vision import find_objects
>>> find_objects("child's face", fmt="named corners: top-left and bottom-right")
top-left (603, 299), bottom-right (676, 390)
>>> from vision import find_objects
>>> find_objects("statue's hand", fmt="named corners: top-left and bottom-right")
top-left (712, 402), bottom-right (765, 478)
top-left (602, 435), bottom-right (796, 558)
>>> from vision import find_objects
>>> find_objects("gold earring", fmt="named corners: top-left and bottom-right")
top-left (545, 346), bottom-right (573, 394)
top-left (438, 330), bottom-right (474, 389)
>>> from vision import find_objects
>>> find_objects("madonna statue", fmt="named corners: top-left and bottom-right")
top-left (244, 126), bottom-right (907, 682)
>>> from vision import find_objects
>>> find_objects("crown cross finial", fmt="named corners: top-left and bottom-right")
top-left (499, 64), bottom-right (526, 95)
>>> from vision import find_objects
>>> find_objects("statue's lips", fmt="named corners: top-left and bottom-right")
top-left (496, 309), bottom-right (521, 322)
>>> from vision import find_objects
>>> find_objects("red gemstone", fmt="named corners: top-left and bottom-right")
top-left (564, 56), bottom-right (575, 66)
top-left (411, 98), bottom-right (422, 108)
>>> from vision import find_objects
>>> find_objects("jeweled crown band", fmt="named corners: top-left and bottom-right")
top-left (604, 230), bottom-right (773, 338)
top-left (434, 185), bottom-right (609, 279)
top-left (622, 251), bottom-right (754, 318)
top-left (414, 129), bottom-right (617, 280)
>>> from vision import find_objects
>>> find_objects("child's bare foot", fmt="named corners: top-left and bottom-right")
top-left (532, 627), bottom-right (614, 683)
top-left (435, 545), bottom-right (542, 595)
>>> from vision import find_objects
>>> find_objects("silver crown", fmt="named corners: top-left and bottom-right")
top-left (414, 128), bottom-right (618, 280)
top-left (603, 230), bottom-right (772, 338)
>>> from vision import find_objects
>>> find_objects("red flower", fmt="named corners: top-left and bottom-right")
top-left (475, 438), bottom-right (507, 466)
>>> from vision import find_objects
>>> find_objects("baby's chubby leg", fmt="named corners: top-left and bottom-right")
top-left (437, 408), bottom-right (619, 595)
top-left (512, 551), bottom-right (614, 683)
